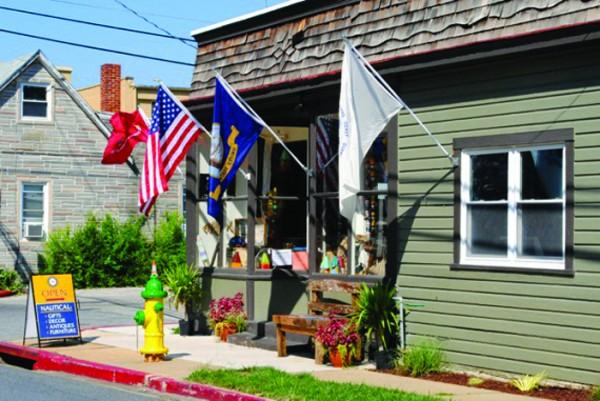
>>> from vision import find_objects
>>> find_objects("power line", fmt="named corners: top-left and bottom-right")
top-left (0, 28), bottom-right (195, 67)
top-left (46, 0), bottom-right (215, 24)
top-left (113, 0), bottom-right (196, 49)
top-left (0, 5), bottom-right (196, 43)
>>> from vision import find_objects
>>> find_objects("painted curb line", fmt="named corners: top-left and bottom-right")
top-left (0, 341), bottom-right (266, 401)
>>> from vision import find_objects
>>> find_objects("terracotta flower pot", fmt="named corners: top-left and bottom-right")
top-left (218, 323), bottom-right (237, 342)
top-left (328, 347), bottom-right (351, 368)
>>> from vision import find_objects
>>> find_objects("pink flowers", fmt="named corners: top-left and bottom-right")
top-left (209, 292), bottom-right (246, 329)
top-left (315, 318), bottom-right (359, 348)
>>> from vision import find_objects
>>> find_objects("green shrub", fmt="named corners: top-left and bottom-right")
top-left (0, 269), bottom-right (25, 293)
top-left (152, 211), bottom-right (186, 273)
top-left (590, 386), bottom-right (600, 401)
top-left (41, 212), bottom-right (185, 288)
top-left (399, 339), bottom-right (445, 377)
top-left (510, 372), bottom-right (547, 392)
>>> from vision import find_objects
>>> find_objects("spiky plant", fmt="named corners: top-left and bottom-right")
top-left (349, 283), bottom-right (399, 350)
top-left (163, 263), bottom-right (202, 320)
top-left (511, 372), bottom-right (547, 392)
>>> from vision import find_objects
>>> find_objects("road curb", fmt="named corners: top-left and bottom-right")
top-left (0, 341), bottom-right (266, 401)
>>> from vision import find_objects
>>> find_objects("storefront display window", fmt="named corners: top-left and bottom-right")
top-left (314, 115), bottom-right (388, 276)
top-left (196, 116), bottom-right (390, 277)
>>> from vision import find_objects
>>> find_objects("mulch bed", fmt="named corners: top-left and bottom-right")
top-left (378, 370), bottom-right (592, 401)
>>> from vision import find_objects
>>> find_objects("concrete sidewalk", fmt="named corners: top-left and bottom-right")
top-left (8, 325), bottom-right (544, 401)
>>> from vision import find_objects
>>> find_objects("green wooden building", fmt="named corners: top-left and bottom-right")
top-left (185, 0), bottom-right (600, 385)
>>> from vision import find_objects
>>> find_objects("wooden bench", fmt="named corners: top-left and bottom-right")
top-left (272, 279), bottom-right (362, 364)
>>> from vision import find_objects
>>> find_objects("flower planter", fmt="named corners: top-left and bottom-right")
top-left (328, 347), bottom-right (352, 368)
top-left (178, 319), bottom-right (193, 336)
top-left (374, 350), bottom-right (395, 369)
top-left (216, 323), bottom-right (237, 342)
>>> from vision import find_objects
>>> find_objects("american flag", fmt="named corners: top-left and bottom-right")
top-left (316, 116), bottom-right (338, 191)
top-left (139, 84), bottom-right (203, 215)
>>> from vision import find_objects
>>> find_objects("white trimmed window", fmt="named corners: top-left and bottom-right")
top-left (459, 145), bottom-right (566, 270)
top-left (21, 183), bottom-right (48, 240)
top-left (20, 83), bottom-right (51, 120)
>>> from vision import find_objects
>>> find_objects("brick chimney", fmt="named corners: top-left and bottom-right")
top-left (100, 64), bottom-right (121, 113)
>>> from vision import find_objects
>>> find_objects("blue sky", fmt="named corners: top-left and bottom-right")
top-left (0, 0), bottom-right (289, 88)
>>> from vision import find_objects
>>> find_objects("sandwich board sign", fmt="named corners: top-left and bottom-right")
top-left (23, 274), bottom-right (82, 346)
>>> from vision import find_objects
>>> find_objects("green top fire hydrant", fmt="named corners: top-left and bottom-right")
top-left (134, 262), bottom-right (168, 362)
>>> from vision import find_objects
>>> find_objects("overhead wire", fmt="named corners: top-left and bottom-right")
top-left (0, 5), bottom-right (196, 42)
top-left (45, 0), bottom-right (214, 23)
top-left (112, 0), bottom-right (196, 49)
top-left (0, 28), bottom-right (195, 66)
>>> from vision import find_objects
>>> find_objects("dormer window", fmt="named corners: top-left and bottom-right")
top-left (21, 83), bottom-right (51, 121)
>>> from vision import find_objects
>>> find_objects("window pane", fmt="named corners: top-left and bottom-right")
top-left (521, 149), bottom-right (563, 200)
top-left (23, 102), bottom-right (48, 118)
top-left (23, 211), bottom-right (43, 221)
top-left (519, 204), bottom-right (563, 257)
top-left (471, 153), bottom-right (508, 201)
top-left (23, 197), bottom-right (43, 212)
top-left (315, 194), bottom-right (386, 276)
top-left (23, 191), bottom-right (43, 211)
top-left (223, 199), bottom-right (248, 269)
top-left (23, 183), bottom-right (44, 192)
top-left (467, 204), bottom-right (507, 256)
top-left (23, 85), bottom-right (47, 101)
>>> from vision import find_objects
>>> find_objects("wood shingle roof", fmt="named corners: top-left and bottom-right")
top-left (190, 0), bottom-right (600, 99)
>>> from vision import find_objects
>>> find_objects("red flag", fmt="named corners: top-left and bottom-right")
top-left (101, 109), bottom-right (149, 164)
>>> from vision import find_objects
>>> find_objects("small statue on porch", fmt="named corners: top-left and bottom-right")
top-left (320, 248), bottom-right (340, 274)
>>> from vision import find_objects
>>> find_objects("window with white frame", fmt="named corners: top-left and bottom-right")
top-left (21, 183), bottom-right (47, 240)
top-left (456, 131), bottom-right (573, 272)
top-left (21, 83), bottom-right (50, 120)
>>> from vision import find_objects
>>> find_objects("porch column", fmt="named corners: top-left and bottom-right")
top-left (384, 115), bottom-right (399, 285)
top-left (246, 143), bottom-right (258, 320)
top-left (308, 120), bottom-right (318, 274)
top-left (186, 140), bottom-right (199, 267)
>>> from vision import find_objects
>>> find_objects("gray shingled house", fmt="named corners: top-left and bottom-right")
top-left (0, 50), bottom-right (181, 279)
top-left (184, 0), bottom-right (600, 385)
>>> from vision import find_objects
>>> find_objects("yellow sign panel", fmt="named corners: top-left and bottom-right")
top-left (32, 274), bottom-right (76, 304)
top-left (30, 274), bottom-right (80, 341)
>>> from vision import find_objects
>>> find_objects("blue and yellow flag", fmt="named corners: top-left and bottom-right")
top-left (208, 76), bottom-right (263, 225)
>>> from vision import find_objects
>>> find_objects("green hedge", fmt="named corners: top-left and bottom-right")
top-left (40, 212), bottom-right (185, 288)
top-left (0, 269), bottom-right (25, 293)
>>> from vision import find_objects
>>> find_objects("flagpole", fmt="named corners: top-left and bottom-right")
top-left (214, 73), bottom-right (309, 174)
top-left (344, 39), bottom-right (457, 166)
top-left (323, 153), bottom-right (337, 169)
top-left (153, 200), bottom-right (157, 267)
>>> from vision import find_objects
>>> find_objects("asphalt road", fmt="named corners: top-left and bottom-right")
top-left (0, 364), bottom-right (197, 401)
top-left (0, 287), bottom-right (183, 342)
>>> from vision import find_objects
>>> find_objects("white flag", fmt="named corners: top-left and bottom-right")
top-left (338, 41), bottom-right (403, 227)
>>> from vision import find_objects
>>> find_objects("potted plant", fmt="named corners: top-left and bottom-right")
top-left (208, 292), bottom-right (247, 342)
top-left (314, 317), bottom-right (360, 368)
top-left (163, 263), bottom-right (202, 335)
top-left (350, 283), bottom-right (399, 369)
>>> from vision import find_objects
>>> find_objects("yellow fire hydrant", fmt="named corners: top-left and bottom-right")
top-left (134, 262), bottom-right (168, 362)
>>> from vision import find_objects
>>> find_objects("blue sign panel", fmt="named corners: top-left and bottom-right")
top-left (36, 302), bottom-right (80, 339)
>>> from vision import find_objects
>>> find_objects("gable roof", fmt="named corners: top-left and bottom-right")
top-left (0, 52), bottom-right (36, 90)
top-left (0, 51), bottom-right (139, 175)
